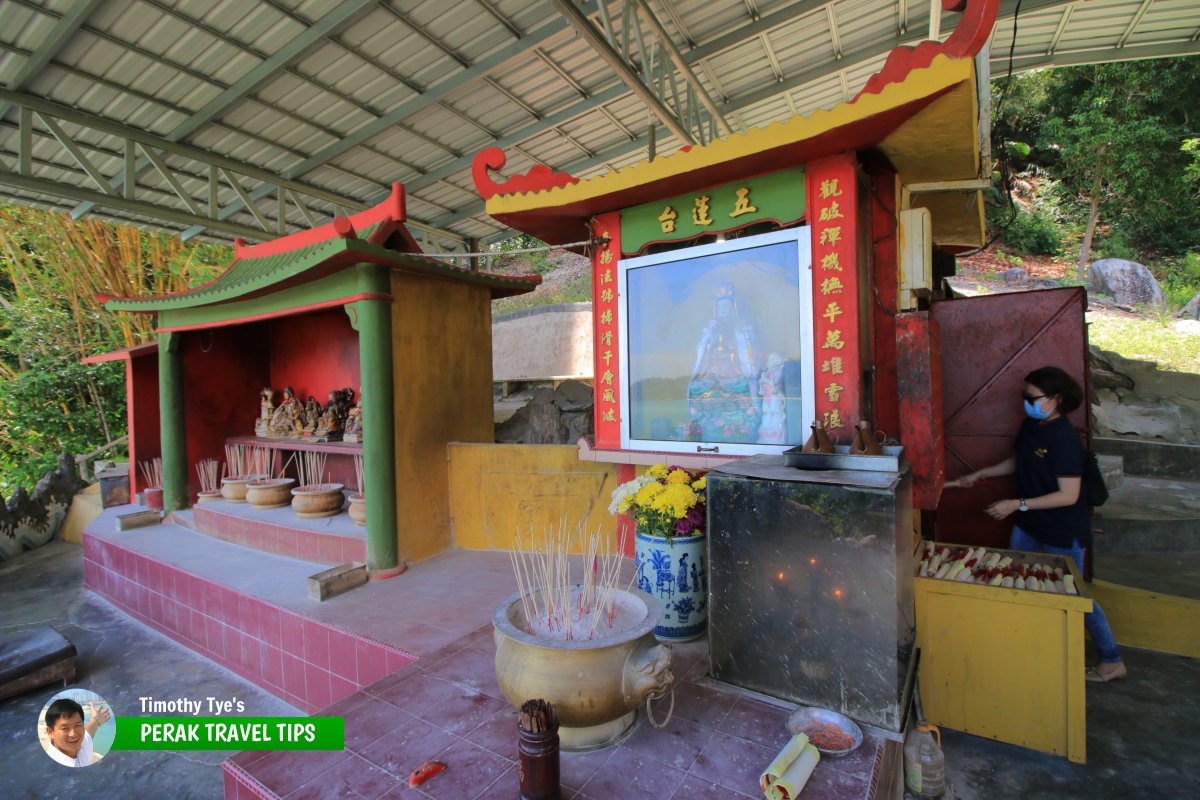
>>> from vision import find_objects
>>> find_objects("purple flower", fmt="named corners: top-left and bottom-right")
top-left (675, 504), bottom-right (706, 537)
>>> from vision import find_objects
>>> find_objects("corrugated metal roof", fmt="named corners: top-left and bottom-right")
top-left (1, 0), bottom-right (1196, 248)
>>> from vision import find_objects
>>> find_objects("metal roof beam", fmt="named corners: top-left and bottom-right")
top-left (632, 0), bottom-right (732, 135)
top-left (1117, 0), bottom-right (1155, 48)
top-left (176, 10), bottom-right (585, 240)
top-left (69, 0), bottom-right (378, 219)
top-left (0, 0), bottom-right (105, 122)
top-left (713, 0), bottom-right (1072, 114)
top-left (421, 0), bottom-right (1075, 231)
top-left (0, 169), bottom-right (281, 241)
top-left (1046, 4), bottom-right (1076, 56)
top-left (998, 37), bottom-right (1200, 70)
top-left (0, 89), bottom-right (365, 209)
top-left (549, 0), bottom-right (695, 143)
top-left (281, 15), bottom-right (575, 178)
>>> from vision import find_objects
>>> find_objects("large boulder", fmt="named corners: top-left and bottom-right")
top-left (1180, 289), bottom-right (1200, 321)
top-left (1088, 259), bottom-right (1164, 307)
top-left (494, 380), bottom-right (595, 444)
top-left (1089, 347), bottom-right (1200, 443)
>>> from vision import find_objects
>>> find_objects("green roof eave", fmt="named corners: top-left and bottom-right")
top-left (103, 235), bottom-right (538, 315)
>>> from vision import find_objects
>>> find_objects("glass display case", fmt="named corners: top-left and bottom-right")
top-left (617, 227), bottom-right (815, 455)
top-left (707, 455), bottom-right (915, 731)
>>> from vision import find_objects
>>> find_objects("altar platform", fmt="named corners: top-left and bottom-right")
top-left (81, 505), bottom-right (897, 799)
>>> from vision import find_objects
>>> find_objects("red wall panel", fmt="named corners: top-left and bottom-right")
top-left (268, 309), bottom-right (361, 405)
top-left (181, 328), bottom-right (270, 497)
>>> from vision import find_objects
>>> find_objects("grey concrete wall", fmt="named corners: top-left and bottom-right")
top-left (492, 302), bottom-right (593, 382)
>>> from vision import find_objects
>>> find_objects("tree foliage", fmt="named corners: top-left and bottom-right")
top-left (0, 206), bottom-right (232, 493)
top-left (992, 58), bottom-right (1200, 263)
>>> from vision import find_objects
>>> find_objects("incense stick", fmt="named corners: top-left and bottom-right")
top-left (296, 450), bottom-right (328, 489)
top-left (138, 457), bottom-right (163, 489)
top-left (507, 519), bottom-right (626, 640)
top-left (353, 454), bottom-right (365, 497)
top-left (195, 458), bottom-right (220, 493)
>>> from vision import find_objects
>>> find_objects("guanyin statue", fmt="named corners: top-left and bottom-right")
top-left (687, 282), bottom-right (760, 441)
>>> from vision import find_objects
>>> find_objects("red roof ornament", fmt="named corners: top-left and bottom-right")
top-left (472, 147), bottom-right (580, 201)
top-left (856, 0), bottom-right (999, 100)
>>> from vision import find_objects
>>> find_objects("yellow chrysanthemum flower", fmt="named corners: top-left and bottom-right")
top-left (647, 464), bottom-right (669, 479)
top-left (666, 469), bottom-right (691, 485)
top-left (692, 476), bottom-right (707, 491)
top-left (634, 482), bottom-right (664, 507)
top-left (650, 483), bottom-right (696, 519)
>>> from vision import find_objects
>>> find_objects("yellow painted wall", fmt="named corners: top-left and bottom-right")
top-left (391, 273), bottom-right (496, 563)
top-left (1091, 579), bottom-right (1200, 659)
top-left (59, 484), bottom-right (101, 544)
top-left (448, 443), bottom-right (621, 552)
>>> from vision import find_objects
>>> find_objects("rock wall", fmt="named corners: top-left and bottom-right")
top-left (1091, 347), bottom-right (1200, 443)
top-left (0, 454), bottom-right (86, 561)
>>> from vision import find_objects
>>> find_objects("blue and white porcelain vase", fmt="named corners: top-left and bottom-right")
top-left (634, 529), bottom-right (707, 642)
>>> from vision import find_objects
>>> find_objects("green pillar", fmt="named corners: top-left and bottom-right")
top-left (158, 330), bottom-right (189, 511)
top-left (347, 275), bottom-right (397, 572)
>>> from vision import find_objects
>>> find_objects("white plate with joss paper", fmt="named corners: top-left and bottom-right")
top-left (786, 707), bottom-right (863, 757)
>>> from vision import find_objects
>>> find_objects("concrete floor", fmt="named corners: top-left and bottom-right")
top-left (5, 534), bottom-right (1200, 798)
top-left (0, 541), bottom-right (295, 800)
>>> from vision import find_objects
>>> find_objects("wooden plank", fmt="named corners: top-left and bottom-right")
top-left (115, 509), bottom-right (162, 531)
top-left (308, 562), bottom-right (367, 601)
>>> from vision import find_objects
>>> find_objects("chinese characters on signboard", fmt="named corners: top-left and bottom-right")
top-left (807, 156), bottom-right (859, 434)
top-left (620, 168), bottom-right (806, 254)
top-left (592, 216), bottom-right (621, 447)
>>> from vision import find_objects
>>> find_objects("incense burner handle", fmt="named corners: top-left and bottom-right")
top-left (623, 640), bottom-right (674, 706)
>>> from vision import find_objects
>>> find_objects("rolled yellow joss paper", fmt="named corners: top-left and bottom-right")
top-left (760, 733), bottom-right (821, 799)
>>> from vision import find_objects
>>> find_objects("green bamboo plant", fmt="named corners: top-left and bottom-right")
top-left (0, 204), bottom-right (232, 492)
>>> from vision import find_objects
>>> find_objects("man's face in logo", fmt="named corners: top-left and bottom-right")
top-left (48, 713), bottom-right (84, 757)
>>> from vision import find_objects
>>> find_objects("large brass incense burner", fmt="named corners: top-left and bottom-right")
top-left (492, 586), bottom-right (673, 751)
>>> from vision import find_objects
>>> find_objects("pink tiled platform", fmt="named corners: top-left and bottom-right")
top-left (225, 633), bottom-right (897, 799)
top-left (83, 513), bottom-right (412, 712)
top-left (188, 498), bottom-right (366, 565)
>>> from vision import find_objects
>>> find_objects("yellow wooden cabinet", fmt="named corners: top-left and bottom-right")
top-left (914, 544), bottom-right (1092, 764)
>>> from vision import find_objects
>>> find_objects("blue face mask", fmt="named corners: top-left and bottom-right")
top-left (1024, 399), bottom-right (1051, 420)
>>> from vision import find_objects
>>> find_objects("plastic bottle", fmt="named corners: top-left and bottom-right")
top-left (903, 722), bottom-right (945, 799)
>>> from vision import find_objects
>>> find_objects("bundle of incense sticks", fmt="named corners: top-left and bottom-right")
top-left (195, 458), bottom-right (220, 493)
top-left (296, 450), bottom-right (328, 489)
top-left (506, 520), bottom-right (633, 640)
top-left (353, 453), bottom-right (365, 497)
top-left (519, 699), bottom-right (558, 734)
top-left (223, 444), bottom-right (269, 478)
top-left (138, 457), bottom-right (163, 489)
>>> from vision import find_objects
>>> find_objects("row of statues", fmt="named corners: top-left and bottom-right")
top-left (255, 386), bottom-right (363, 442)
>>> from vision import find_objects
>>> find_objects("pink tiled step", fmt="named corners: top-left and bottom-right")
top-left (82, 531), bottom-right (411, 713)
top-left (188, 500), bottom-right (365, 565)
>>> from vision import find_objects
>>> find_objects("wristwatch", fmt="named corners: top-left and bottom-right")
top-left (1018, 498), bottom-right (1028, 512)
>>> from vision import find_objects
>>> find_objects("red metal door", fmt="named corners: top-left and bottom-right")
top-left (932, 287), bottom-right (1091, 548)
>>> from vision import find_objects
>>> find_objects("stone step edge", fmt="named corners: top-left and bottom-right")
top-left (189, 504), bottom-right (366, 566)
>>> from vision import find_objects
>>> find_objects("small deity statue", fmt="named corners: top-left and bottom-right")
top-left (343, 393), bottom-right (363, 443)
top-left (302, 395), bottom-right (321, 433)
top-left (687, 282), bottom-right (760, 442)
top-left (268, 386), bottom-right (303, 437)
top-left (757, 352), bottom-right (787, 443)
top-left (313, 388), bottom-right (350, 441)
top-left (255, 387), bottom-right (275, 437)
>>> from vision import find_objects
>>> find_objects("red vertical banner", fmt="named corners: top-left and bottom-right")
top-left (806, 154), bottom-right (861, 441)
top-left (592, 212), bottom-right (622, 449)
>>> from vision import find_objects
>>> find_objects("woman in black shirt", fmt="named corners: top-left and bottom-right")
top-left (952, 366), bottom-right (1126, 682)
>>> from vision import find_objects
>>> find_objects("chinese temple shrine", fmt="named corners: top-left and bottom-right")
top-left (97, 183), bottom-right (540, 576)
